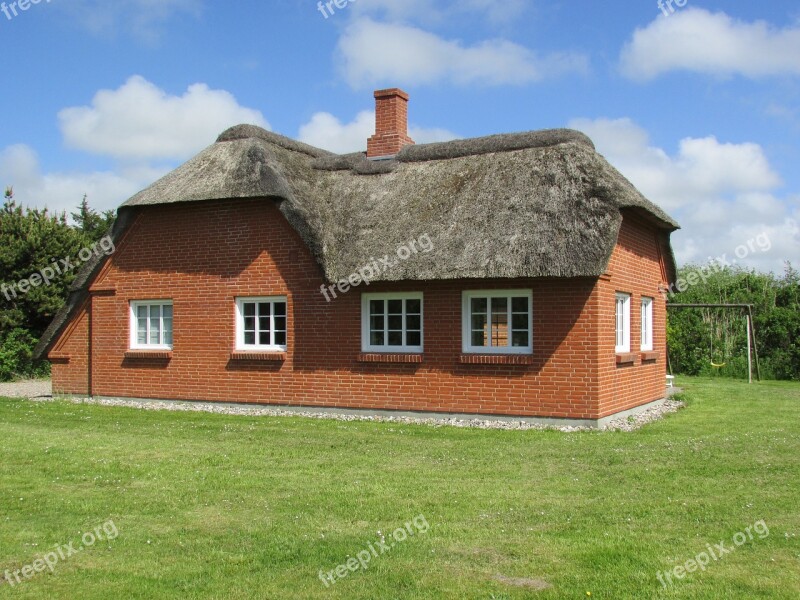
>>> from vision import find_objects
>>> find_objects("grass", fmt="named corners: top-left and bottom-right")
top-left (0, 377), bottom-right (798, 599)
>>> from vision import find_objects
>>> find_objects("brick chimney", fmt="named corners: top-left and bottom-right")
top-left (366, 88), bottom-right (415, 159)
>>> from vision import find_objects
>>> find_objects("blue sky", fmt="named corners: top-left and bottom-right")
top-left (1, 0), bottom-right (798, 272)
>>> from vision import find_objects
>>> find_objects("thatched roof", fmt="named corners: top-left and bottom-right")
top-left (35, 124), bottom-right (678, 359)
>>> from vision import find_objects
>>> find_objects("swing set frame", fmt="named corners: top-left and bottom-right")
top-left (666, 303), bottom-right (761, 383)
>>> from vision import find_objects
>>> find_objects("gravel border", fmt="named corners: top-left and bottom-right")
top-left (45, 395), bottom-right (684, 433)
top-left (7, 379), bottom-right (684, 432)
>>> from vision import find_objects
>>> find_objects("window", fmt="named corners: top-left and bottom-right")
top-left (361, 293), bottom-right (423, 353)
top-left (130, 301), bottom-right (173, 350)
top-left (641, 297), bottom-right (654, 351)
top-left (462, 290), bottom-right (532, 354)
top-left (235, 297), bottom-right (287, 351)
top-left (615, 293), bottom-right (631, 353)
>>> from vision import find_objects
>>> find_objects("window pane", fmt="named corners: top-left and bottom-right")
top-left (471, 297), bottom-right (487, 313)
top-left (162, 305), bottom-right (173, 319)
top-left (491, 298), bottom-right (509, 347)
top-left (244, 332), bottom-right (255, 345)
top-left (388, 331), bottom-right (403, 346)
top-left (274, 302), bottom-right (286, 316)
top-left (137, 306), bottom-right (147, 319)
top-left (244, 317), bottom-right (255, 332)
top-left (387, 299), bottom-right (403, 314)
top-left (258, 303), bottom-right (271, 317)
top-left (406, 314), bottom-right (421, 331)
top-left (259, 331), bottom-right (270, 346)
top-left (512, 331), bottom-right (529, 347)
top-left (387, 315), bottom-right (403, 330)
top-left (370, 331), bottom-right (385, 345)
top-left (512, 314), bottom-right (528, 330)
top-left (150, 305), bottom-right (161, 319)
top-left (274, 331), bottom-right (286, 346)
top-left (491, 297), bottom-right (506, 311)
top-left (511, 297), bottom-right (528, 313)
top-left (243, 303), bottom-right (255, 317)
top-left (149, 317), bottom-right (160, 344)
top-left (274, 317), bottom-right (286, 332)
top-left (370, 300), bottom-right (384, 316)
top-left (406, 299), bottom-right (421, 314)
top-left (163, 327), bottom-right (173, 346)
top-left (471, 314), bottom-right (487, 331)
top-left (406, 331), bottom-right (421, 346)
top-left (137, 317), bottom-right (147, 345)
top-left (471, 331), bottom-right (487, 347)
top-left (259, 316), bottom-right (270, 333)
top-left (370, 315), bottom-right (384, 331)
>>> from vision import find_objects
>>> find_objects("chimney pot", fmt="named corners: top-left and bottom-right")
top-left (367, 88), bottom-right (415, 159)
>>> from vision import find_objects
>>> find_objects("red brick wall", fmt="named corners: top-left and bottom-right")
top-left (596, 212), bottom-right (670, 418)
top-left (49, 199), bottom-right (670, 420)
top-left (49, 301), bottom-right (89, 395)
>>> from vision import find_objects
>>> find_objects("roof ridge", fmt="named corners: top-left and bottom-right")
top-left (397, 129), bottom-right (595, 163)
top-left (217, 124), bottom-right (333, 159)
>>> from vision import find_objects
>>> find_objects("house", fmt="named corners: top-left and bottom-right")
top-left (34, 88), bottom-right (679, 428)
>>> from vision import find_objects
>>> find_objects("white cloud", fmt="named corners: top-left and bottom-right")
top-left (5, 75), bottom-right (268, 215)
top-left (58, 76), bottom-right (269, 162)
top-left (337, 18), bottom-right (587, 89)
top-left (58, 0), bottom-right (202, 43)
top-left (0, 144), bottom-right (163, 215)
top-left (568, 117), bottom-right (798, 271)
top-left (298, 110), bottom-right (458, 154)
top-left (621, 8), bottom-right (800, 81)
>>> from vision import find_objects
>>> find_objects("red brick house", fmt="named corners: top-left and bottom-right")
top-left (35, 89), bottom-right (679, 427)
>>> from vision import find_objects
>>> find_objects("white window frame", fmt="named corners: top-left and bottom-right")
top-left (462, 290), bottom-right (533, 355)
top-left (615, 293), bottom-right (631, 353)
top-left (235, 296), bottom-right (288, 352)
top-left (130, 300), bottom-right (173, 350)
top-left (641, 297), bottom-right (654, 351)
top-left (361, 292), bottom-right (423, 353)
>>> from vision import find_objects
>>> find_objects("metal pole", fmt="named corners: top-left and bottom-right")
top-left (746, 315), bottom-right (752, 384)
top-left (747, 305), bottom-right (762, 382)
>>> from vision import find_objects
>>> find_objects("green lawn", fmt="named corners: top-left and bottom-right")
top-left (0, 378), bottom-right (798, 599)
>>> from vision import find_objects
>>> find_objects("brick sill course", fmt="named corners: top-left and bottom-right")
top-left (358, 353), bottom-right (423, 364)
top-left (460, 354), bottom-right (534, 365)
top-left (641, 351), bottom-right (660, 362)
top-left (124, 351), bottom-right (172, 360)
top-left (230, 352), bottom-right (287, 362)
top-left (616, 353), bottom-right (637, 365)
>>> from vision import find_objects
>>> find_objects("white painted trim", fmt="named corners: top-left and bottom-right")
top-left (130, 300), bottom-right (173, 351)
top-left (461, 290), bottom-right (533, 355)
top-left (615, 292), bottom-right (631, 353)
top-left (641, 297), bottom-right (654, 351)
top-left (361, 292), bottom-right (424, 354)
top-left (235, 296), bottom-right (288, 352)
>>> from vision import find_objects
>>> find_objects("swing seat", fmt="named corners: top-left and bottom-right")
top-left (710, 361), bottom-right (726, 368)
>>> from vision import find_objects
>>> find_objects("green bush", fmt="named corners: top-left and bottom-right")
top-left (0, 328), bottom-right (49, 381)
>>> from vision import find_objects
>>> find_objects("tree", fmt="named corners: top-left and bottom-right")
top-left (0, 191), bottom-right (115, 380)
top-left (668, 263), bottom-right (800, 381)
top-left (71, 194), bottom-right (116, 242)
